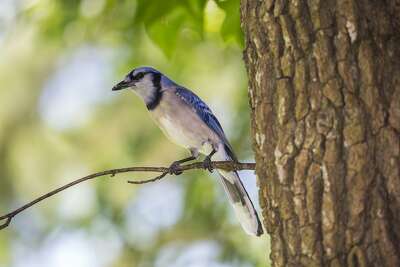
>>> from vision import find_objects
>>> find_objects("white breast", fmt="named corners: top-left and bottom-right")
top-left (150, 91), bottom-right (220, 155)
top-left (157, 114), bottom-right (198, 148)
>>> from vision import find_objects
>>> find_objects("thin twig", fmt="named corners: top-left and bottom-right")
top-left (127, 172), bottom-right (169, 184)
top-left (0, 161), bottom-right (255, 231)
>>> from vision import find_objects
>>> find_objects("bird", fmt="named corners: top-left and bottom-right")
top-left (112, 66), bottom-right (263, 236)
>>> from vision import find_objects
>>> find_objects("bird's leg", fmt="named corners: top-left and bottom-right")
top-left (203, 149), bottom-right (216, 173)
top-left (169, 156), bottom-right (196, 175)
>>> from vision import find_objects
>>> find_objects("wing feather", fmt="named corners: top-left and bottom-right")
top-left (174, 87), bottom-right (237, 160)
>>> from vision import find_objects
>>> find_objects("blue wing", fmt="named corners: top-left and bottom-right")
top-left (175, 87), bottom-right (225, 138)
top-left (175, 87), bottom-right (237, 160)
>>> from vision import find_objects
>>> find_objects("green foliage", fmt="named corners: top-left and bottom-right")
top-left (135, 0), bottom-right (207, 56)
top-left (135, 0), bottom-right (242, 55)
top-left (215, 0), bottom-right (243, 45)
top-left (27, 0), bottom-right (242, 56)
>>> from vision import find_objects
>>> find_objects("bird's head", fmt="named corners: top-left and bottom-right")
top-left (112, 66), bottom-right (166, 106)
top-left (112, 66), bottom-right (161, 92)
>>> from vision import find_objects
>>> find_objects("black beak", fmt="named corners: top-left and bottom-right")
top-left (112, 80), bottom-right (130, 91)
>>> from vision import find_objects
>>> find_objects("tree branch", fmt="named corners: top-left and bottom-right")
top-left (0, 161), bottom-right (255, 230)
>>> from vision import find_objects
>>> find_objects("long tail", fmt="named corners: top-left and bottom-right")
top-left (214, 146), bottom-right (263, 236)
top-left (217, 169), bottom-right (263, 236)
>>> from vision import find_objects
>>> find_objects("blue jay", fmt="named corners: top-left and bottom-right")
top-left (112, 66), bottom-right (263, 236)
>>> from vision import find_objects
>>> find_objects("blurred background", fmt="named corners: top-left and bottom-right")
top-left (0, 0), bottom-right (269, 266)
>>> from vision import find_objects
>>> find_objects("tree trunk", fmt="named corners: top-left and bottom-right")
top-left (241, 1), bottom-right (400, 266)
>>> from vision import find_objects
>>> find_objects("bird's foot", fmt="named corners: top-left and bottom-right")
top-left (203, 156), bottom-right (214, 173)
top-left (168, 161), bottom-right (183, 175)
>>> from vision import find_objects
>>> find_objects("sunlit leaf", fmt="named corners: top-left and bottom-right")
top-left (214, 0), bottom-right (243, 46)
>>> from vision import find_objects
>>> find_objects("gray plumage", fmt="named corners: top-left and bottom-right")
top-left (112, 66), bottom-right (263, 236)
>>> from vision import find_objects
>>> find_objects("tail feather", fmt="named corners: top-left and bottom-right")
top-left (212, 143), bottom-right (263, 236)
top-left (217, 169), bottom-right (263, 236)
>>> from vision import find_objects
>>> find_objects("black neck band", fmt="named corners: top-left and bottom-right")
top-left (146, 73), bottom-right (162, 110)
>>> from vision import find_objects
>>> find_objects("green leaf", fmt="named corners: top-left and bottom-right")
top-left (136, 0), bottom-right (208, 56)
top-left (135, 0), bottom-right (179, 25)
top-left (214, 0), bottom-right (243, 46)
top-left (145, 7), bottom-right (186, 57)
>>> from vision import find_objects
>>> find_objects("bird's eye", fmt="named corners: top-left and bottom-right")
top-left (135, 72), bottom-right (145, 80)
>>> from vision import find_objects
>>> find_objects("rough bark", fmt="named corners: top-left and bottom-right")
top-left (241, 1), bottom-right (400, 266)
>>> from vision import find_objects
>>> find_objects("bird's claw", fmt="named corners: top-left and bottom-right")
top-left (203, 157), bottom-right (213, 173)
top-left (169, 161), bottom-right (183, 175)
